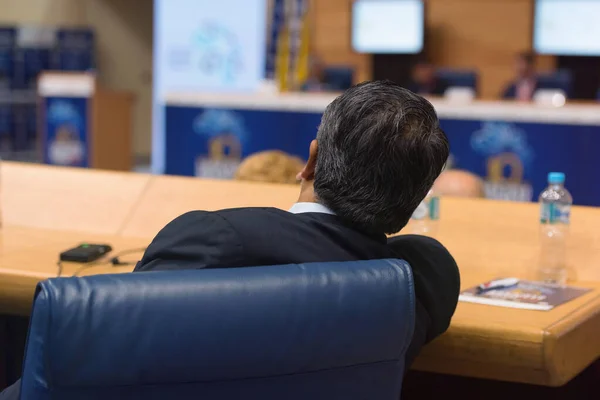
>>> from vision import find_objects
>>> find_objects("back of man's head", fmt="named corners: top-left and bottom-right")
top-left (314, 80), bottom-right (449, 234)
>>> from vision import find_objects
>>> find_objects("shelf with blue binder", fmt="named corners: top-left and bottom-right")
top-left (0, 26), bottom-right (97, 157)
top-left (0, 27), bottom-right (89, 160)
top-left (38, 72), bottom-right (134, 171)
top-left (0, 90), bottom-right (37, 156)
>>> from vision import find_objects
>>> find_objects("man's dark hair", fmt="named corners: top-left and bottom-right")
top-left (414, 55), bottom-right (433, 67)
top-left (314, 80), bottom-right (449, 234)
top-left (518, 52), bottom-right (535, 66)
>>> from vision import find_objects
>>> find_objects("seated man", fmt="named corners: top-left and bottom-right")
top-left (405, 59), bottom-right (449, 97)
top-left (1, 81), bottom-right (460, 399)
top-left (502, 52), bottom-right (539, 101)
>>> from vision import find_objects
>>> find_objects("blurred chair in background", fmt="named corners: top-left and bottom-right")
top-left (300, 57), bottom-right (354, 92)
top-left (300, 57), bottom-right (334, 93)
top-left (536, 69), bottom-right (573, 98)
top-left (434, 169), bottom-right (484, 198)
top-left (234, 150), bottom-right (304, 184)
top-left (405, 58), bottom-right (449, 96)
top-left (436, 68), bottom-right (478, 98)
top-left (323, 66), bottom-right (355, 91)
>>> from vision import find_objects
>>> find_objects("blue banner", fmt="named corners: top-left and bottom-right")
top-left (164, 105), bottom-right (600, 206)
top-left (442, 119), bottom-right (599, 206)
top-left (165, 105), bottom-right (320, 178)
top-left (42, 96), bottom-right (89, 167)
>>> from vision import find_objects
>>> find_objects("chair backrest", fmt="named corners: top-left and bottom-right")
top-left (324, 66), bottom-right (355, 90)
top-left (436, 68), bottom-right (478, 93)
top-left (537, 69), bottom-right (573, 97)
top-left (20, 259), bottom-right (415, 400)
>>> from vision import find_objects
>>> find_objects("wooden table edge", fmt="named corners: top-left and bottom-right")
top-left (543, 290), bottom-right (600, 386)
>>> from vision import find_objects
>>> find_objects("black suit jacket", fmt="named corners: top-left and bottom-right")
top-left (136, 207), bottom-right (460, 366)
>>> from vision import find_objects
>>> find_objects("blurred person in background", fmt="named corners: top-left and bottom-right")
top-left (434, 169), bottom-right (485, 198)
top-left (234, 150), bottom-right (304, 184)
top-left (300, 56), bottom-right (333, 92)
top-left (405, 58), bottom-right (449, 97)
top-left (502, 52), bottom-right (538, 101)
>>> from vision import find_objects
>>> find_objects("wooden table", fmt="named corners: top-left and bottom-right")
top-left (1, 162), bottom-right (151, 235)
top-left (121, 175), bottom-right (299, 238)
top-left (411, 198), bottom-right (600, 386)
top-left (0, 162), bottom-right (598, 387)
top-left (0, 226), bottom-right (148, 315)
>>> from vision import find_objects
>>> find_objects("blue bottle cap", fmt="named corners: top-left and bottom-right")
top-left (548, 172), bottom-right (565, 184)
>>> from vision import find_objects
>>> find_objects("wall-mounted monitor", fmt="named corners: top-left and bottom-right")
top-left (534, 0), bottom-right (600, 56)
top-left (152, 0), bottom-right (267, 173)
top-left (352, 0), bottom-right (424, 54)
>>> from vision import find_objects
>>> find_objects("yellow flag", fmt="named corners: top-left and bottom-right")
top-left (294, 3), bottom-right (310, 88)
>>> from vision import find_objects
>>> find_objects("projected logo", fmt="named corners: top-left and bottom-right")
top-left (168, 22), bottom-right (243, 85)
top-left (471, 122), bottom-right (534, 202)
top-left (193, 109), bottom-right (247, 179)
top-left (46, 100), bottom-right (85, 166)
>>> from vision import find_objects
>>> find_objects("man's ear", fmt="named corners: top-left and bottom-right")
top-left (297, 140), bottom-right (318, 181)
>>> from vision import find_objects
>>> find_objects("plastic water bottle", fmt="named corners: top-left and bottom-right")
top-left (408, 189), bottom-right (440, 235)
top-left (538, 172), bottom-right (572, 285)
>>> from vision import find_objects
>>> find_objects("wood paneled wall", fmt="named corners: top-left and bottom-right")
top-left (310, 0), bottom-right (556, 99)
top-left (308, 0), bottom-right (372, 83)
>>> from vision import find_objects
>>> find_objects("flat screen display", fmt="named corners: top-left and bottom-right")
top-left (155, 0), bottom-right (267, 93)
top-left (352, 0), bottom-right (424, 54)
top-left (152, 0), bottom-right (267, 173)
top-left (534, 0), bottom-right (600, 56)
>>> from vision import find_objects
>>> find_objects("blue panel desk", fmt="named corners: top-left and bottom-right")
top-left (162, 93), bottom-right (600, 206)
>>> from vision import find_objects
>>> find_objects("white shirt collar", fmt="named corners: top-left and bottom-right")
top-left (288, 202), bottom-right (335, 215)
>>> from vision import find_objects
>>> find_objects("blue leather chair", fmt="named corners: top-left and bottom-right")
top-left (436, 68), bottom-right (478, 93)
top-left (536, 69), bottom-right (573, 97)
top-left (19, 260), bottom-right (415, 400)
top-left (324, 66), bottom-right (355, 91)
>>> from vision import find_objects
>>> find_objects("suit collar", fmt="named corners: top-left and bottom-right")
top-left (289, 203), bottom-right (387, 245)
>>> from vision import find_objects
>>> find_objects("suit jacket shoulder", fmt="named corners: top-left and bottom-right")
top-left (135, 210), bottom-right (245, 271)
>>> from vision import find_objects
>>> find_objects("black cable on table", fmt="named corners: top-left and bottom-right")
top-left (56, 247), bottom-right (147, 277)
